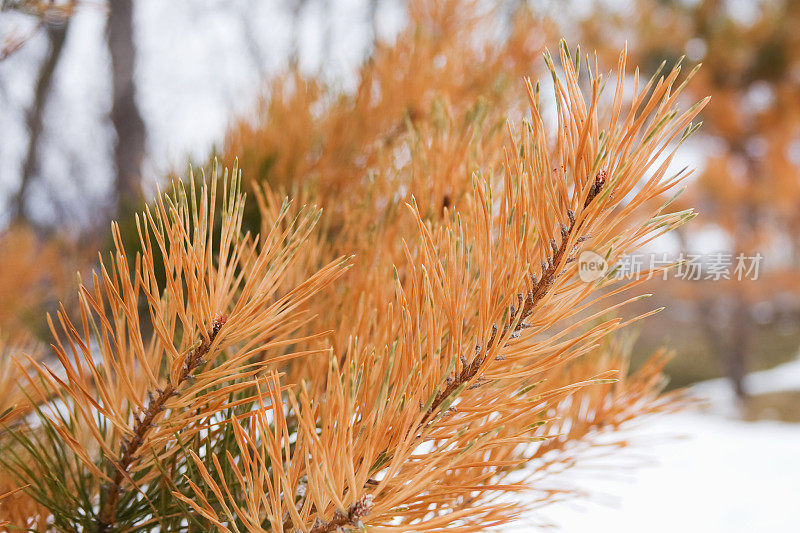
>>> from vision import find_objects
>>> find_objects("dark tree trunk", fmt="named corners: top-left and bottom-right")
top-left (13, 18), bottom-right (70, 224)
top-left (697, 296), bottom-right (750, 400)
top-left (728, 293), bottom-right (751, 399)
top-left (692, 140), bottom-right (759, 402)
top-left (107, 0), bottom-right (145, 213)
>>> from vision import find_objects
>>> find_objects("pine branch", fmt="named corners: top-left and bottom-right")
top-left (96, 316), bottom-right (227, 532)
top-left (309, 495), bottom-right (374, 533)
top-left (0, 16), bottom-right (708, 527)
top-left (421, 175), bottom-right (605, 426)
top-left (304, 176), bottom-right (607, 530)
top-left (301, 177), bottom-right (608, 532)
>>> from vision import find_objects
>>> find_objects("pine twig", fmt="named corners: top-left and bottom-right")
top-left (313, 178), bottom-right (605, 530)
top-left (308, 494), bottom-right (374, 533)
top-left (95, 317), bottom-right (226, 532)
top-left (421, 174), bottom-right (605, 425)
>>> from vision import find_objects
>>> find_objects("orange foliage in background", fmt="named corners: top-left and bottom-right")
top-left (0, 227), bottom-right (75, 529)
top-left (581, 0), bottom-right (800, 397)
top-left (0, 227), bottom-right (64, 333)
top-left (225, 1), bottom-right (542, 222)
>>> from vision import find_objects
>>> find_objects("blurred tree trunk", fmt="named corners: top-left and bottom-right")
top-left (729, 293), bottom-right (751, 399)
top-left (107, 0), bottom-right (145, 213)
top-left (13, 17), bottom-right (70, 225)
top-left (322, 0), bottom-right (332, 64)
top-left (368, 0), bottom-right (379, 46)
top-left (289, 0), bottom-right (309, 65)
top-left (240, 0), bottom-right (269, 79)
top-left (678, 228), bottom-right (750, 400)
top-left (698, 297), bottom-right (749, 399)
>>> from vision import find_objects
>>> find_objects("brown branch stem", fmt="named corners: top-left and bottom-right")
top-left (420, 179), bottom-right (604, 426)
top-left (95, 323), bottom-right (223, 532)
top-left (303, 179), bottom-right (604, 531)
top-left (308, 495), bottom-right (374, 533)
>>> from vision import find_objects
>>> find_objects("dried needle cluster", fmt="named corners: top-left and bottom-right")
top-left (0, 23), bottom-right (706, 533)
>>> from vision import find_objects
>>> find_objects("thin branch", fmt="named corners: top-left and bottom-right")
top-left (0, 20), bottom-right (42, 61)
top-left (308, 177), bottom-right (606, 529)
top-left (309, 494), bottom-right (374, 533)
top-left (95, 317), bottom-right (226, 532)
top-left (420, 176), bottom-right (606, 426)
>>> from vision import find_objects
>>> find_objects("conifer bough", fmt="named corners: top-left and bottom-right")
top-left (96, 314), bottom-right (227, 531)
top-left (0, 41), bottom-right (706, 532)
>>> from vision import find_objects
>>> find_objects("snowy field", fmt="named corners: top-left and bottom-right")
top-left (517, 358), bottom-right (800, 532)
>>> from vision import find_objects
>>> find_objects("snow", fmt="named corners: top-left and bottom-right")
top-left (528, 412), bottom-right (800, 532)
top-left (515, 356), bottom-right (800, 532)
top-left (694, 357), bottom-right (800, 408)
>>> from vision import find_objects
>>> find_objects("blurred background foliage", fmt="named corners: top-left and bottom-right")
top-left (1, 0), bottom-right (800, 417)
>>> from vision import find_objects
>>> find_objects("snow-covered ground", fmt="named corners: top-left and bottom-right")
top-left (517, 358), bottom-right (800, 532)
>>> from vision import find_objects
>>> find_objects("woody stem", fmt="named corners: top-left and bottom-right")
top-left (95, 327), bottom-right (220, 532)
